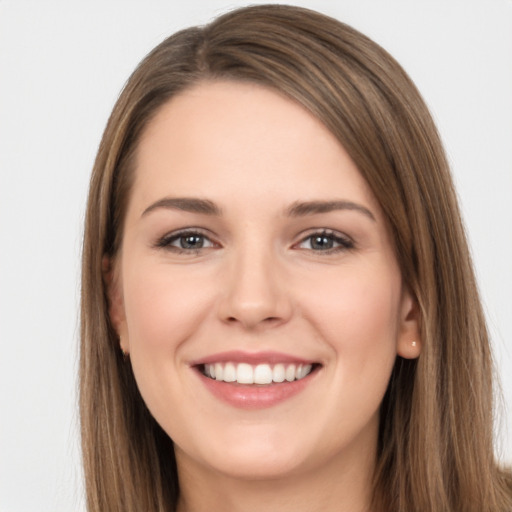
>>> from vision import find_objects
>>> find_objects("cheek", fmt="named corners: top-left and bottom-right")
top-left (304, 268), bottom-right (401, 350)
top-left (298, 263), bottom-right (402, 407)
top-left (298, 267), bottom-right (401, 433)
top-left (120, 261), bottom-right (218, 435)
top-left (122, 260), bottom-right (216, 357)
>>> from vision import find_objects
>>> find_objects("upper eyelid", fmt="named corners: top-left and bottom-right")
top-left (155, 228), bottom-right (218, 248)
top-left (161, 227), bottom-right (214, 239)
top-left (294, 228), bottom-right (353, 242)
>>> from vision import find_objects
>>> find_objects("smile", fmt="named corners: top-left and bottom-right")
top-left (191, 352), bottom-right (321, 409)
top-left (202, 362), bottom-right (314, 384)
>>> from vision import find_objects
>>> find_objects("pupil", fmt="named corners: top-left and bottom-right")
top-left (181, 235), bottom-right (203, 249)
top-left (312, 235), bottom-right (333, 250)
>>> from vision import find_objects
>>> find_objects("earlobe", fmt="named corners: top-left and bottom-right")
top-left (396, 288), bottom-right (422, 359)
top-left (102, 255), bottom-right (129, 352)
top-left (398, 338), bottom-right (421, 359)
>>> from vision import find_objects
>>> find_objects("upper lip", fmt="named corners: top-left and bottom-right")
top-left (189, 350), bottom-right (318, 366)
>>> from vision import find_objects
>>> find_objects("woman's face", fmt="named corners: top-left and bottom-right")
top-left (111, 81), bottom-right (420, 481)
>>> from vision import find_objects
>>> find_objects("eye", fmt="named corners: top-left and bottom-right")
top-left (155, 229), bottom-right (217, 253)
top-left (296, 230), bottom-right (354, 253)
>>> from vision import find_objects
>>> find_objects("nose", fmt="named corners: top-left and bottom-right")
top-left (218, 246), bottom-right (293, 330)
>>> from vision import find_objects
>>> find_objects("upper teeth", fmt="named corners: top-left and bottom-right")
top-left (203, 362), bottom-right (313, 384)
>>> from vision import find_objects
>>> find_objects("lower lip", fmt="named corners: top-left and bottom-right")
top-left (196, 370), bottom-right (317, 410)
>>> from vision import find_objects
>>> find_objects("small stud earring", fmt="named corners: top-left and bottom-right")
top-left (411, 341), bottom-right (417, 348)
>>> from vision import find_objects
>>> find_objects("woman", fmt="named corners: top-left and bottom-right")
top-left (80, 4), bottom-right (512, 511)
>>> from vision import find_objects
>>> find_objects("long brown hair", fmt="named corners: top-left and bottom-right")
top-left (80, 5), bottom-right (512, 511)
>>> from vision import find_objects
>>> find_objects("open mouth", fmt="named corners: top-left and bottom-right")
top-left (198, 362), bottom-right (321, 385)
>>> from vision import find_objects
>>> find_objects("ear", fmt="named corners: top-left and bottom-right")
top-left (102, 255), bottom-right (129, 354)
top-left (396, 287), bottom-right (421, 359)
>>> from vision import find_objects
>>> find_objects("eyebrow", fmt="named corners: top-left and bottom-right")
top-left (142, 197), bottom-right (222, 217)
top-left (141, 197), bottom-right (375, 222)
top-left (286, 200), bottom-right (376, 221)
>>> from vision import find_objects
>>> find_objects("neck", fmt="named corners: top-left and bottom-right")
top-left (175, 437), bottom-right (376, 512)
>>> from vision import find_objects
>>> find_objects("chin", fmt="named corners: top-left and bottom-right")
top-left (207, 448), bottom-right (310, 481)
top-left (175, 424), bottom-right (316, 481)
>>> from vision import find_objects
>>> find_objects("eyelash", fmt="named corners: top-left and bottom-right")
top-left (295, 229), bottom-right (355, 254)
top-left (154, 229), bottom-right (216, 254)
top-left (154, 229), bottom-right (354, 255)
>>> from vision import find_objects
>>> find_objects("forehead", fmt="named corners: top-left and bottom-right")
top-left (132, 80), bottom-right (379, 214)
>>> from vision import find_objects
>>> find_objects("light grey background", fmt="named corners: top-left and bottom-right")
top-left (1, 1), bottom-right (511, 510)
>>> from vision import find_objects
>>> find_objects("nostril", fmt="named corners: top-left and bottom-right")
top-left (226, 314), bottom-right (280, 322)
